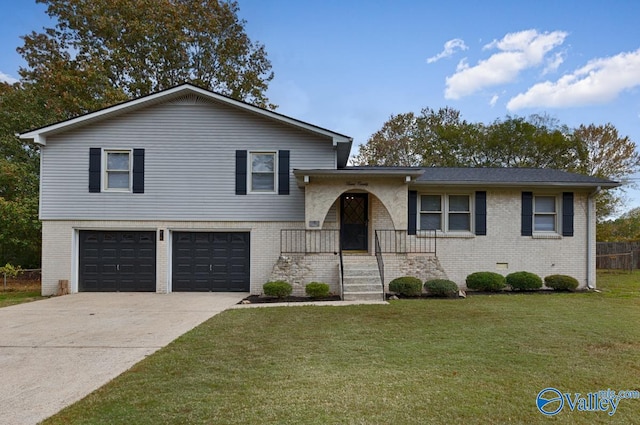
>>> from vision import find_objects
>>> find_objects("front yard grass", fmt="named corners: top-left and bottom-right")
top-left (45, 271), bottom-right (640, 424)
top-left (0, 279), bottom-right (43, 308)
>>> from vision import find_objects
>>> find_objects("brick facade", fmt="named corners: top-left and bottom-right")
top-left (41, 189), bottom-right (595, 296)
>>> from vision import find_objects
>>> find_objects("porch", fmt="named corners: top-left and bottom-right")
top-left (278, 229), bottom-right (437, 301)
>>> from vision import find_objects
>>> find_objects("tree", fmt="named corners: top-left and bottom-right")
top-left (18, 0), bottom-right (274, 111)
top-left (354, 110), bottom-right (639, 219)
top-left (572, 124), bottom-right (640, 218)
top-left (0, 83), bottom-right (44, 268)
top-left (352, 112), bottom-right (422, 166)
top-left (597, 207), bottom-right (640, 242)
top-left (0, 0), bottom-right (275, 267)
top-left (479, 115), bottom-right (577, 169)
top-left (353, 107), bottom-right (481, 167)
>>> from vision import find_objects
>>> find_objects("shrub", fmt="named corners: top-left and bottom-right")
top-left (389, 276), bottom-right (423, 297)
top-left (0, 263), bottom-right (22, 278)
top-left (506, 271), bottom-right (543, 291)
top-left (465, 272), bottom-right (506, 292)
top-left (305, 282), bottom-right (330, 298)
top-left (544, 274), bottom-right (579, 291)
top-left (424, 279), bottom-right (459, 297)
top-left (263, 281), bottom-right (293, 298)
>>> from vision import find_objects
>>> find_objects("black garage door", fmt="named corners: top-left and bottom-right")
top-left (79, 230), bottom-right (156, 292)
top-left (172, 232), bottom-right (250, 292)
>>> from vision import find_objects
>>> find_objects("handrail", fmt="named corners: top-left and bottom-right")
top-left (374, 229), bottom-right (437, 254)
top-left (374, 231), bottom-right (385, 300)
top-left (338, 225), bottom-right (345, 299)
top-left (280, 229), bottom-right (340, 254)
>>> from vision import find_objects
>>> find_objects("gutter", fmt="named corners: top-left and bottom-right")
top-left (586, 186), bottom-right (602, 289)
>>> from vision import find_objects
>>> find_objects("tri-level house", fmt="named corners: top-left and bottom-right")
top-left (20, 84), bottom-right (619, 299)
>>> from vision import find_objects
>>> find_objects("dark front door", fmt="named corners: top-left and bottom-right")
top-left (172, 232), bottom-right (250, 292)
top-left (341, 193), bottom-right (368, 251)
top-left (79, 230), bottom-right (156, 292)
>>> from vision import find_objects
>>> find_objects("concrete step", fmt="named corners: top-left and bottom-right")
top-left (343, 282), bottom-right (384, 293)
top-left (342, 256), bottom-right (378, 264)
top-left (341, 255), bottom-right (382, 301)
top-left (343, 291), bottom-right (385, 302)
top-left (343, 269), bottom-right (380, 279)
top-left (342, 276), bottom-right (382, 287)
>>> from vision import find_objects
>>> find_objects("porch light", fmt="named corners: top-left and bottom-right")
top-left (405, 175), bottom-right (412, 183)
top-left (304, 175), bottom-right (310, 184)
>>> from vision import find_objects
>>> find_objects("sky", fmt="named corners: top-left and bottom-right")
top-left (1, 0), bottom-right (640, 213)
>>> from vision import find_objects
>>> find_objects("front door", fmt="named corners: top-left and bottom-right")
top-left (340, 193), bottom-right (368, 251)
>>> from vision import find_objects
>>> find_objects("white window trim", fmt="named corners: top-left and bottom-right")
top-left (532, 194), bottom-right (559, 234)
top-left (102, 149), bottom-right (132, 192)
top-left (418, 193), bottom-right (473, 234)
top-left (248, 151), bottom-right (277, 194)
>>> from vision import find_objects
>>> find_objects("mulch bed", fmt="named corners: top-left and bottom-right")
top-left (239, 295), bottom-right (342, 304)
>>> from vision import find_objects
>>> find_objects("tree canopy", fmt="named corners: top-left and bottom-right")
top-left (19, 0), bottom-right (274, 114)
top-left (0, 0), bottom-right (274, 267)
top-left (354, 108), bottom-right (640, 219)
top-left (597, 208), bottom-right (640, 242)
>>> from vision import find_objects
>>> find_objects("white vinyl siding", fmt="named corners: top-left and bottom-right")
top-left (40, 97), bottom-right (336, 220)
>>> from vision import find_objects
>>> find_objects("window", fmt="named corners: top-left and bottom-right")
top-left (419, 195), bottom-right (442, 230)
top-left (250, 152), bottom-right (276, 192)
top-left (104, 150), bottom-right (131, 191)
top-left (419, 194), bottom-right (471, 232)
top-left (533, 195), bottom-right (557, 232)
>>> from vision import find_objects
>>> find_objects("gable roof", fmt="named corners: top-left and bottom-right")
top-left (343, 166), bottom-right (620, 188)
top-left (19, 83), bottom-right (353, 168)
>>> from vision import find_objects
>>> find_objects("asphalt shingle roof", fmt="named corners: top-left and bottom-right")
top-left (344, 166), bottom-right (619, 187)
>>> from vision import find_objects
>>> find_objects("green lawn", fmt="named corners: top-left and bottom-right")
top-left (0, 276), bottom-right (43, 308)
top-left (45, 271), bottom-right (640, 424)
top-left (0, 290), bottom-right (43, 308)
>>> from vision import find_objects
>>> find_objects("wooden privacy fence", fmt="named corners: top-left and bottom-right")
top-left (596, 241), bottom-right (640, 271)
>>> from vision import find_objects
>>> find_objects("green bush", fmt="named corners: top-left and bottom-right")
top-left (424, 279), bottom-right (459, 297)
top-left (305, 282), bottom-right (330, 298)
top-left (544, 274), bottom-right (579, 291)
top-left (465, 272), bottom-right (506, 292)
top-left (506, 271), bottom-right (543, 291)
top-left (0, 263), bottom-right (22, 278)
top-left (389, 276), bottom-right (423, 297)
top-left (263, 281), bottom-right (293, 298)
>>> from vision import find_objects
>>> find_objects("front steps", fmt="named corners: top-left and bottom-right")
top-left (341, 255), bottom-right (385, 301)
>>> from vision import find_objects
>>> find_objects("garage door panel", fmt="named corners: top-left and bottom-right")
top-left (79, 231), bottom-right (156, 292)
top-left (172, 232), bottom-right (249, 292)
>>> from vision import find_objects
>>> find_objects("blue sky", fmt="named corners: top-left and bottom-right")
top-left (1, 0), bottom-right (640, 212)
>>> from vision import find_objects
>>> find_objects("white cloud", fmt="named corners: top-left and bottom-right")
top-left (0, 71), bottom-right (18, 84)
top-left (427, 38), bottom-right (468, 64)
top-left (444, 29), bottom-right (568, 99)
top-left (489, 94), bottom-right (499, 107)
top-left (542, 52), bottom-right (565, 75)
top-left (507, 48), bottom-right (640, 110)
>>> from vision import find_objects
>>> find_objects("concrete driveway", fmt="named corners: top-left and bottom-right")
top-left (0, 292), bottom-right (246, 425)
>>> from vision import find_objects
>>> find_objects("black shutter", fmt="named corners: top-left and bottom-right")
top-left (89, 148), bottom-right (101, 193)
top-left (278, 150), bottom-right (290, 195)
top-left (235, 150), bottom-right (247, 195)
top-left (408, 190), bottom-right (417, 235)
top-left (562, 192), bottom-right (574, 237)
top-left (475, 191), bottom-right (487, 236)
top-left (132, 149), bottom-right (145, 193)
top-left (521, 192), bottom-right (533, 236)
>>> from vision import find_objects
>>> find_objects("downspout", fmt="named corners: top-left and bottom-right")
top-left (586, 186), bottom-right (602, 289)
